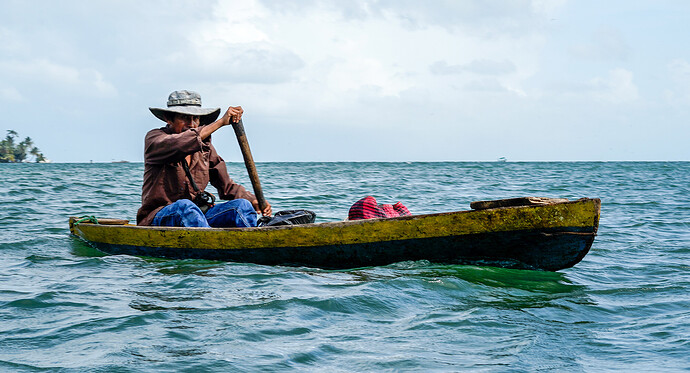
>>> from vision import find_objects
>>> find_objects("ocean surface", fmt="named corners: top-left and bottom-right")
top-left (0, 161), bottom-right (688, 371)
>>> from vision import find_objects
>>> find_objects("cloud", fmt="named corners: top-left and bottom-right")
top-left (259, 0), bottom-right (565, 36)
top-left (464, 78), bottom-right (508, 92)
top-left (232, 0), bottom-right (553, 116)
top-left (0, 27), bottom-right (27, 56)
top-left (546, 68), bottom-right (639, 104)
top-left (0, 59), bottom-right (117, 97)
top-left (665, 58), bottom-right (690, 103)
top-left (261, 0), bottom-right (375, 21)
top-left (588, 68), bottom-right (638, 103)
top-left (668, 58), bottom-right (690, 83)
top-left (0, 87), bottom-right (23, 102)
top-left (7, 0), bottom-right (683, 161)
top-left (430, 59), bottom-right (516, 75)
top-left (152, 1), bottom-right (306, 85)
top-left (570, 27), bottom-right (631, 61)
top-left (181, 43), bottom-right (305, 84)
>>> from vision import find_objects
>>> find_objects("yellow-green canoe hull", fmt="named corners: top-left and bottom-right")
top-left (69, 198), bottom-right (600, 271)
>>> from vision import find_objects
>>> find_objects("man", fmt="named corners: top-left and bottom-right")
top-left (136, 90), bottom-right (272, 227)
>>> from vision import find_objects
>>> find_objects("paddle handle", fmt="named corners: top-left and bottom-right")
top-left (231, 119), bottom-right (268, 213)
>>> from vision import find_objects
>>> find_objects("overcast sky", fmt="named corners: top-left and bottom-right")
top-left (1, 0), bottom-right (689, 162)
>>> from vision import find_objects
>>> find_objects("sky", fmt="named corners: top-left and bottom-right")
top-left (1, 0), bottom-right (689, 162)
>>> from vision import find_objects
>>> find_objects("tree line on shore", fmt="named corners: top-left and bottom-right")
top-left (1, 130), bottom-right (46, 163)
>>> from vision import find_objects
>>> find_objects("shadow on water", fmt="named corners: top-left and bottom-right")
top-left (68, 235), bottom-right (108, 258)
top-left (314, 260), bottom-right (582, 291)
top-left (413, 264), bottom-right (579, 293)
top-left (69, 237), bottom-right (587, 297)
top-left (380, 261), bottom-right (594, 311)
top-left (295, 260), bottom-right (594, 310)
top-left (69, 236), bottom-right (229, 277)
top-left (67, 228), bottom-right (593, 312)
top-left (149, 259), bottom-right (229, 276)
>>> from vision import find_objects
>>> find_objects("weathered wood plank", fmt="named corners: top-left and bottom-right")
top-left (96, 218), bottom-right (130, 225)
top-left (470, 197), bottom-right (569, 210)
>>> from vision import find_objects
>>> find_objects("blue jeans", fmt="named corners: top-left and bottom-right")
top-left (152, 199), bottom-right (257, 228)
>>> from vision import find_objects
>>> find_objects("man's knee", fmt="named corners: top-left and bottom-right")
top-left (177, 199), bottom-right (199, 211)
top-left (172, 199), bottom-right (208, 227)
top-left (206, 198), bottom-right (257, 228)
top-left (234, 198), bottom-right (254, 211)
top-left (234, 199), bottom-right (258, 227)
top-left (214, 198), bottom-right (253, 214)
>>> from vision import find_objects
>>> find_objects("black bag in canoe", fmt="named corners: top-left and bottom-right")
top-left (258, 210), bottom-right (316, 227)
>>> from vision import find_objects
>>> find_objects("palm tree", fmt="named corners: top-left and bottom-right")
top-left (0, 131), bottom-right (16, 162)
top-left (30, 147), bottom-right (45, 163)
top-left (4, 130), bottom-right (17, 148)
top-left (0, 131), bottom-right (45, 163)
top-left (0, 142), bottom-right (13, 162)
top-left (14, 137), bottom-right (33, 163)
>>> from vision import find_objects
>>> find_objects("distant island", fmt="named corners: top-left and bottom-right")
top-left (0, 130), bottom-right (46, 163)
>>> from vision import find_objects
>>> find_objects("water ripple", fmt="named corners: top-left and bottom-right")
top-left (0, 162), bottom-right (688, 370)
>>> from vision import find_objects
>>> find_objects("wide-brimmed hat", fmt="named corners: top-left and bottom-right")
top-left (149, 90), bottom-right (221, 125)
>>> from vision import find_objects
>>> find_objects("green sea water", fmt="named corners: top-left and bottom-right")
top-left (0, 162), bottom-right (688, 371)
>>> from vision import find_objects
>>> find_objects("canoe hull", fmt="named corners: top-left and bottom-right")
top-left (70, 198), bottom-right (600, 271)
top-left (86, 226), bottom-right (594, 271)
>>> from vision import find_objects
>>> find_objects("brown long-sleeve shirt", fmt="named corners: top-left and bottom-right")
top-left (136, 126), bottom-right (255, 225)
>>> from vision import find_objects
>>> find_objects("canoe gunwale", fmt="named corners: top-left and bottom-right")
top-left (70, 197), bottom-right (599, 232)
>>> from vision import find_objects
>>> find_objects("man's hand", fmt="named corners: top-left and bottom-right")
top-left (252, 199), bottom-right (272, 217)
top-left (221, 106), bottom-right (243, 125)
top-left (200, 106), bottom-right (243, 139)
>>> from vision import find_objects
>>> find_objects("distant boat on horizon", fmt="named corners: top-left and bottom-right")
top-left (497, 157), bottom-right (507, 162)
top-left (111, 160), bottom-right (130, 163)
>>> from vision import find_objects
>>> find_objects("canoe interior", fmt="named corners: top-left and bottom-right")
top-left (69, 198), bottom-right (600, 271)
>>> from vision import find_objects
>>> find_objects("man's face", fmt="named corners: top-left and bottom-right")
top-left (167, 113), bottom-right (200, 134)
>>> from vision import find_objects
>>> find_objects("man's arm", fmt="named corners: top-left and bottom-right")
top-left (144, 128), bottom-right (204, 165)
top-left (198, 106), bottom-right (244, 140)
top-left (145, 106), bottom-right (243, 165)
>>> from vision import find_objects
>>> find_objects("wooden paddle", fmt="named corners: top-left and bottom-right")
top-left (231, 119), bottom-right (269, 214)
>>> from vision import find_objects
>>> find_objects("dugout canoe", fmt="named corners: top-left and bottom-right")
top-left (69, 197), bottom-right (600, 271)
